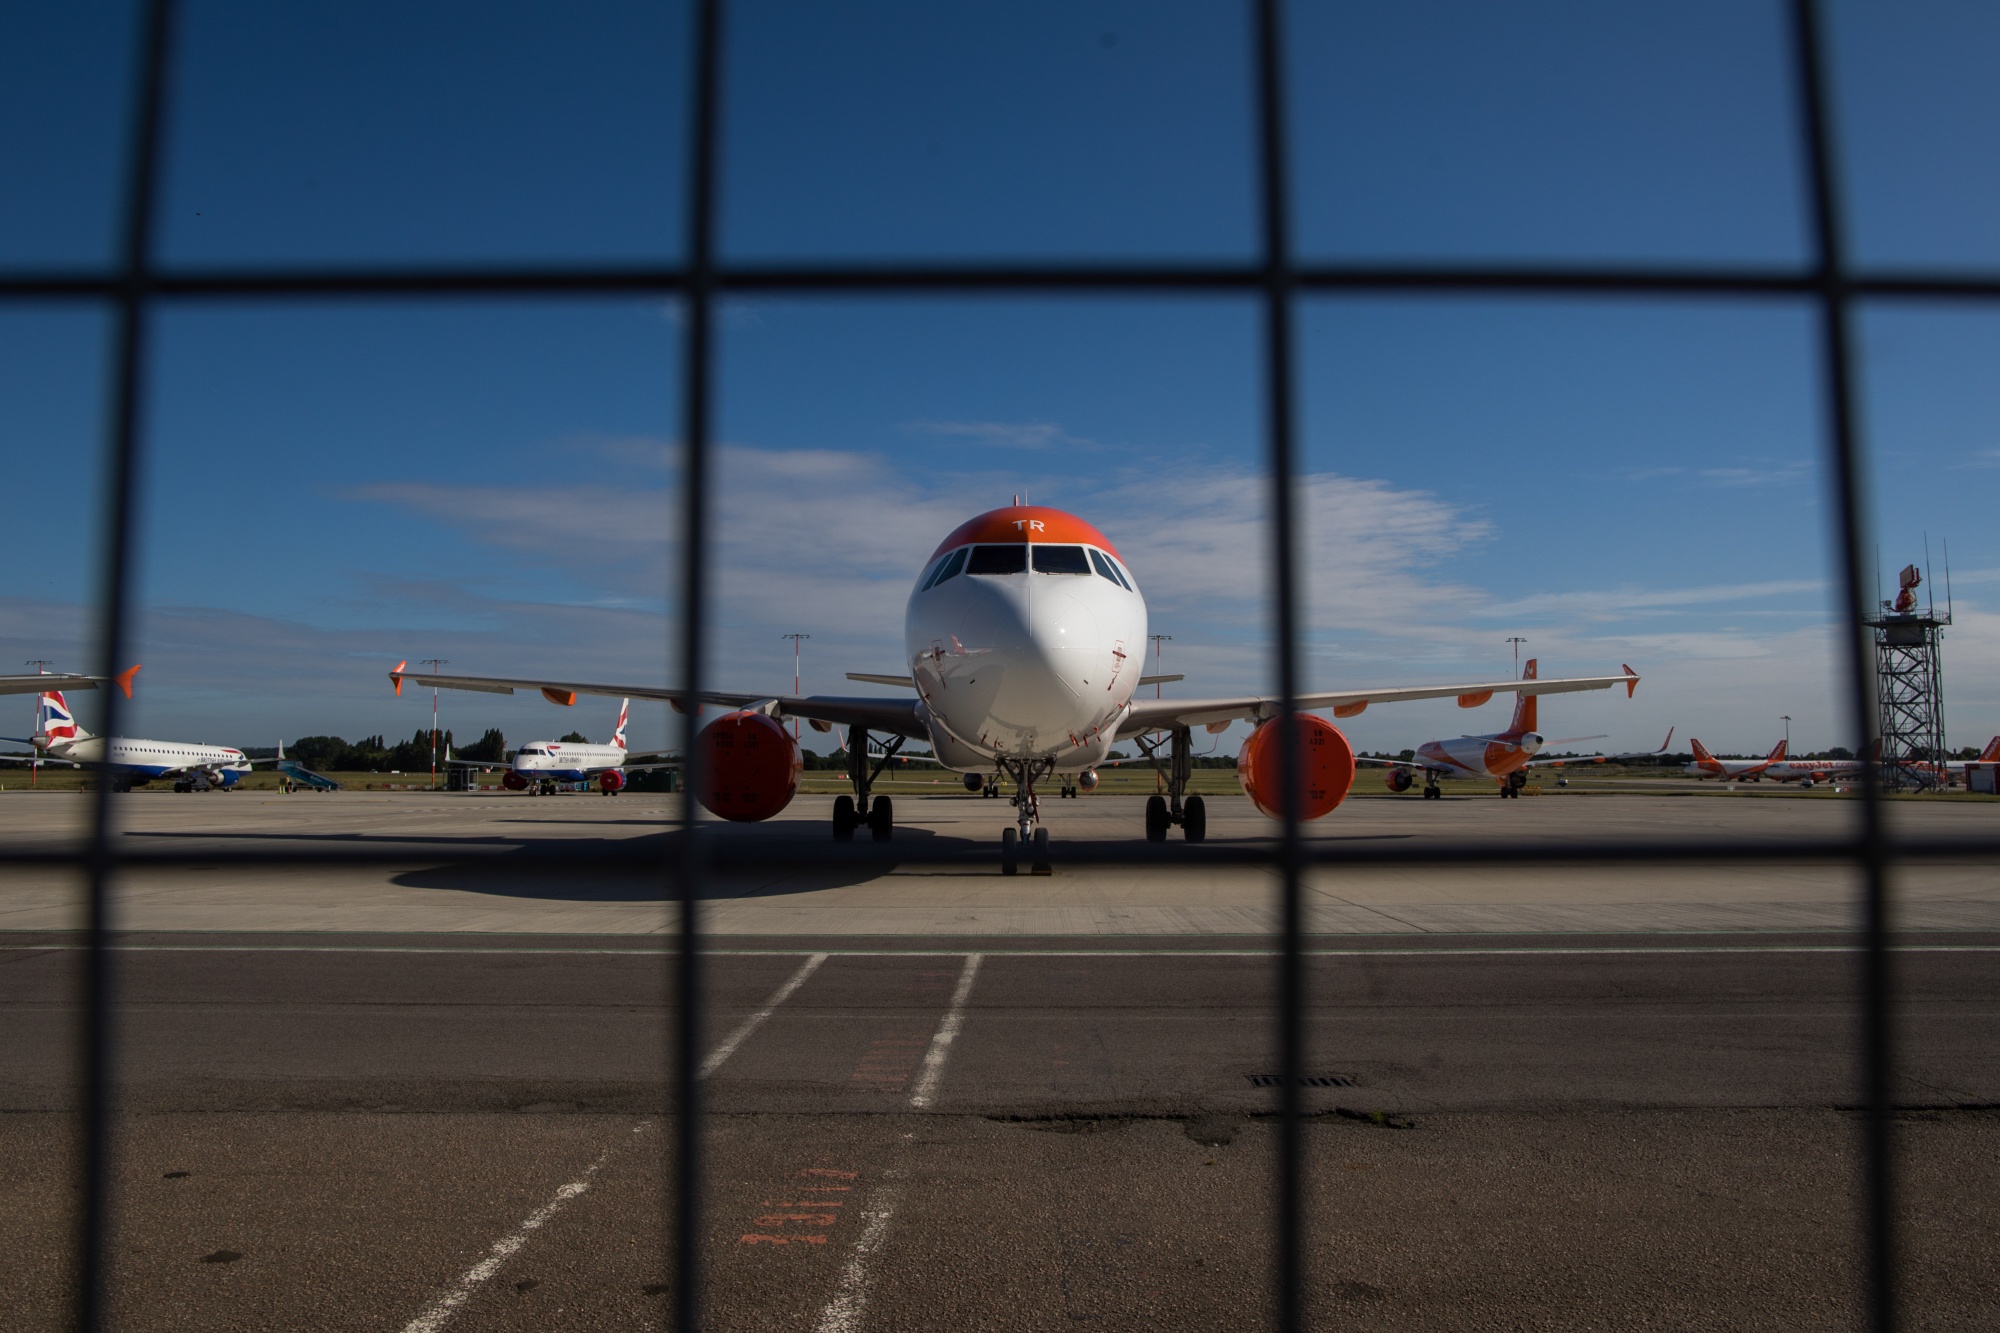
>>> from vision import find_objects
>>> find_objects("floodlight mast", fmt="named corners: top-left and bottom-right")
top-left (1506, 636), bottom-right (1527, 679)
top-left (781, 634), bottom-right (809, 739)
top-left (1149, 635), bottom-right (1172, 698)
top-left (420, 658), bottom-right (448, 789)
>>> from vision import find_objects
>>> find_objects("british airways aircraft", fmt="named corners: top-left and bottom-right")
top-left (391, 505), bottom-right (1638, 873)
top-left (450, 698), bottom-right (679, 795)
top-left (1, 682), bottom-right (255, 790)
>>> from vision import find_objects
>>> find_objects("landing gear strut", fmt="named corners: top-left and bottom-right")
top-left (1136, 726), bottom-right (1206, 842)
top-left (834, 727), bottom-right (902, 842)
top-left (997, 755), bottom-right (1055, 875)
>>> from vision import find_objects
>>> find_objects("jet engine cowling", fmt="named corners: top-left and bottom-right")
top-left (501, 771), bottom-right (528, 791)
top-left (697, 709), bottom-right (803, 822)
top-left (599, 769), bottom-right (626, 794)
top-left (1077, 768), bottom-right (1099, 791)
top-left (1383, 767), bottom-right (1414, 793)
top-left (1237, 714), bottom-right (1357, 821)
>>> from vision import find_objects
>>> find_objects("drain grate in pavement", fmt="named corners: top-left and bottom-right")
top-left (1247, 1073), bottom-right (1355, 1088)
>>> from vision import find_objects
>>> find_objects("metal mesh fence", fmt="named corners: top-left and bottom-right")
top-left (5, 1), bottom-right (2000, 1328)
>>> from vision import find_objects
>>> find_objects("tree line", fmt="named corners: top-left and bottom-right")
top-left (276, 728), bottom-right (508, 773)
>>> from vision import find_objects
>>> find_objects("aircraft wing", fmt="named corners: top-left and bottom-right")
top-left (1526, 727), bottom-right (1676, 769)
top-left (1117, 667), bottom-right (1640, 738)
top-left (0, 666), bottom-right (141, 697)
top-left (0, 751), bottom-right (73, 766)
top-left (390, 666), bottom-right (927, 740)
top-left (1353, 756), bottom-right (1441, 771)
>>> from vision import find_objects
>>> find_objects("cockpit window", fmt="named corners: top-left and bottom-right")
top-left (1031, 545), bottom-right (1091, 575)
top-left (966, 544), bottom-right (1028, 575)
top-left (1087, 547), bottom-right (1130, 589)
top-left (922, 546), bottom-right (969, 590)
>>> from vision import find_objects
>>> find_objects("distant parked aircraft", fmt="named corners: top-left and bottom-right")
top-left (1685, 737), bottom-right (1788, 782)
top-left (450, 698), bottom-right (678, 795)
top-left (0, 678), bottom-right (260, 790)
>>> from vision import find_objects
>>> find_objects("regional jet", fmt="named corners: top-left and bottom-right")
top-left (1685, 738), bottom-right (1788, 781)
top-left (390, 505), bottom-right (1639, 873)
top-left (0, 680), bottom-right (257, 790)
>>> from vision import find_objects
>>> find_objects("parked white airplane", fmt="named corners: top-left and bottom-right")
top-left (1356, 658), bottom-right (1650, 799)
top-left (391, 505), bottom-right (1640, 873)
top-left (0, 678), bottom-right (256, 790)
top-left (449, 698), bottom-right (679, 795)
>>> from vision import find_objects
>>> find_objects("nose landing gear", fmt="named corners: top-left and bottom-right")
top-left (998, 756), bottom-right (1055, 875)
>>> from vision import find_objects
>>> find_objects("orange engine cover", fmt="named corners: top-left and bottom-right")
top-left (697, 710), bottom-right (802, 822)
top-left (1237, 714), bottom-right (1357, 821)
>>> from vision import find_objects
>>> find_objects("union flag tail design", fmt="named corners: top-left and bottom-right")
top-left (35, 691), bottom-right (80, 746)
top-left (614, 698), bottom-right (630, 751)
top-left (1506, 659), bottom-right (1539, 737)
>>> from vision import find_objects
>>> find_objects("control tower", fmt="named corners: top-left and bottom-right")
top-left (1865, 563), bottom-right (1949, 791)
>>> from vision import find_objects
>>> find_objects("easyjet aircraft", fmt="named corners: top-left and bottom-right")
top-left (1357, 659), bottom-right (1653, 799)
top-left (1685, 737), bottom-right (1788, 781)
top-left (390, 506), bottom-right (1639, 873)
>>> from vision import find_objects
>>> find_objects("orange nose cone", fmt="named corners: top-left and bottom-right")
top-left (697, 710), bottom-right (803, 822)
top-left (1237, 714), bottom-right (1357, 821)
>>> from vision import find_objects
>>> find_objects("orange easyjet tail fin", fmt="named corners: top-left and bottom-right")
top-left (1980, 736), bottom-right (2000, 763)
top-left (1507, 658), bottom-right (1538, 735)
top-left (1767, 738), bottom-right (1788, 763)
top-left (1690, 738), bottom-right (1714, 763)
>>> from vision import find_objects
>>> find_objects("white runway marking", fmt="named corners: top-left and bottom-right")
top-left (397, 1124), bottom-right (644, 1333)
top-left (810, 1169), bottom-right (905, 1333)
top-left (12, 943), bottom-right (1999, 956)
top-left (700, 951), bottom-right (826, 1078)
top-left (909, 953), bottom-right (982, 1110)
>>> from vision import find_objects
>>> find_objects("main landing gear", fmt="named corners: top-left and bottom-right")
top-left (1136, 726), bottom-right (1206, 843)
top-left (996, 756), bottom-right (1055, 876)
top-left (1498, 772), bottom-right (1528, 799)
top-left (1422, 777), bottom-right (1443, 800)
top-left (832, 728), bottom-right (901, 842)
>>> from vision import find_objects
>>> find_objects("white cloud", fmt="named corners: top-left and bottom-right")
top-left (902, 419), bottom-right (1098, 451)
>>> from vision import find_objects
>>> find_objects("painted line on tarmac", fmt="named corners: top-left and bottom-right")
top-left (6, 943), bottom-right (2000, 957)
top-left (398, 1123), bottom-right (645, 1333)
top-left (910, 953), bottom-right (982, 1110)
top-left (811, 1168), bottom-right (904, 1333)
top-left (700, 952), bottom-right (826, 1078)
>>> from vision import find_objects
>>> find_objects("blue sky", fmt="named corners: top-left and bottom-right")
top-left (1, 1), bottom-right (1996, 757)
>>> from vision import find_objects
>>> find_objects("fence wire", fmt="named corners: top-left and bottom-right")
top-left (0, 1), bottom-right (1993, 1328)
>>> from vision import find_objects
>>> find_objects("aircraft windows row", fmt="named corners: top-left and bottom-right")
top-left (1088, 547), bottom-right (1132, 590)
top-left (922, 546), bottom-right (970, 590)
top-left (1030, 545), bottom-right (1091, 575)
top-left (966, 544), bottom-right (1028, 576)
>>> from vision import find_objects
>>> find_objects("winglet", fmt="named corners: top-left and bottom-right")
top-left (391, 660), bottom-right (406, 696)
top-left (114, 664), bottom-right (141, 699)
top-left (1659, 726), bottom-right (1675, 752)
top-left (540, 687), bottom-right (577, 707)
top-left (1622, 664), bottom-right (1639, 699)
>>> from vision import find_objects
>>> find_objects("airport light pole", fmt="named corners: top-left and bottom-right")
top-left (420, 658), bottom-right (448, 790)
top-left (23, 660), bottom-right (51, 788)
top-left (782, 634), bottom-right (809, 739)
top-left (1149, 634), bottom-right (1171, 698)
top-left (1782, 715), bottom-right (1792, 751)
top-left (1507, 636), bottom-right (1527, 679)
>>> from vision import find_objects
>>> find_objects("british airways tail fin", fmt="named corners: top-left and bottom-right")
top-left (34, 691), bottom-right (89, 746)
top-left (614, 698), bottom-right (630, 751)
top-left (1506, 659), bottom-right (1538, 735)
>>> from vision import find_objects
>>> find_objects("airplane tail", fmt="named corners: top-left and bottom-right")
top-left (614, 698), bottom-right (630, 751)
top-left (1767, 738), bottom-right (1788, 763)
top-left (1690, 737), bottom-right (1715, 764)
top-left (1506, 659), bottom-right (1538, 736)
top-left (34, 691), bottom-right (87, 747)
top-left (1979, 736), bottom-right (2000, 763)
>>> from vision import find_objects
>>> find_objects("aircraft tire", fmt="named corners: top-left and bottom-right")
top-left (1145, 795), bottom-right (1169, 842)
top-left (1183, 795), bottom-right (1207, 843)
top-left (1030, 826), bottom-right (1051, 874)
top-left (869, 795), bottom-right (893, 842)
top-left (833, 794), bottom-right (857, 841)
top-left (1001, 826), bottom-right (1019, 875)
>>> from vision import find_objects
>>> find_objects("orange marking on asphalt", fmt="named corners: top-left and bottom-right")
top-left (757, 1213), bottom-right (840, 1226)
top-left (799, 1169), bottom-right (858, 1179)
top-left (741, 1234), bottom-right (828, 1245)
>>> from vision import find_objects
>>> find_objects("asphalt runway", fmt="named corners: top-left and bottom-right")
top-left (4, 790), bottom-right (1999, 1329)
